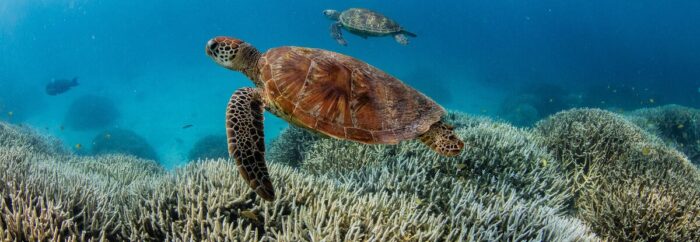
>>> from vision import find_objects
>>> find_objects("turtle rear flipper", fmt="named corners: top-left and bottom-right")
top-left (330, 22), bottom-right (347, 46)
top-left (393, 33), bottom-right (409, 45)
top-left (226, 87), bottom-right (275, 201)
top-left (418, 121), bottom-right (464, 156)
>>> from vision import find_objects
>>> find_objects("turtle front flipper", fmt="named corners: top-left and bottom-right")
top-left (226, 87), bottom-right (274, 201)
top-left (330, 22), bottom-right (347, 46)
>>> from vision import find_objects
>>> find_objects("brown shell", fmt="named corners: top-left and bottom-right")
top-left (257, 46), bottom-right (444, 144)
top-left (339, 8), bottom-right (402, 35)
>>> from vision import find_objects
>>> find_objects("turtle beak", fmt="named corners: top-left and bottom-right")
top-left (205, 39), bottom-right (218, 57)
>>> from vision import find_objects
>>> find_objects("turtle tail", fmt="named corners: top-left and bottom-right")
top-left (402, 30), bottom-right (417, 38)
top-left (418, 121), bottom-right (463, 157)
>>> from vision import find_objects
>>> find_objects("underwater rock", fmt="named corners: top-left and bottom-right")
top-left (535, 108), bottom-right (700, 241)
top-left (626, 104), bottom-right (700, 166)
top-left (91, 128), bottom-right (158, 161)
top-left (64, 95), bottom-right (120, 131)
top-left (187, 134), bottom-right (228, 161)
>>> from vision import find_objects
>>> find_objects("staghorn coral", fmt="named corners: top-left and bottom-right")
top-left (535, 108), bottom-right (700, 241)
top-left (0, 117), bottom-right (599, 241)
top-left (266, 125), bottom-right (321, 167)
top-left (187, 134), bottom-right (228, 161)
top-left (0, 122), bottom-right (67, 156)
top-left (626, 104), bottom-right (700, 166)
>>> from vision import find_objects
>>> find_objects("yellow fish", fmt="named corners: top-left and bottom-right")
top-left (677, 124), bottom-right (685, 129)
top-left (540, 158), bottom-right (548, 167)
top-left (455, 164), bottom-right (467, 170)
top-left (642, 147), bottom-right (651, 156)
top-left (240, 210), bottom-right (258, 221)
top-left (75, 143), bottom-right (82, 150)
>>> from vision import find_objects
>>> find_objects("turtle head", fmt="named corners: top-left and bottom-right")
top-left (206, 37), bottom-right (259, 74)
top-left (323, 9), bottom-right (340, 20)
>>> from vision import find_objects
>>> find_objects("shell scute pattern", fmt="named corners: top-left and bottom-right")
top-left (340, 8), bottom-right (401, 34)
top-left (258, 47), bottom-right (444, 144)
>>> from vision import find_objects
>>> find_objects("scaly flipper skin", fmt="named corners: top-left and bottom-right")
top-left (226, 87), bottom-right (274, 201)
top-left (330, 22), bottom-right (347, 46)
top-left (418, 121), bottom-right (464, 156)
top-left (393, 33), bottom-right (409, 45)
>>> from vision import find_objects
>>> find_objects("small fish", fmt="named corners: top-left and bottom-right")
top-left (455, 164), bottom-right (467, 170)
top-left (677, 124), bottom-right (685, 129)
top-left (642, 147), bottom-right (651, 156)
top-left (540, 158), bottom-right (548, 167)
top-left (240, 210), bottom-right (258, 221)
top-left (104, 133), bottom-right (112, 139)
top-left (46, 77), bottom-right (79, 96)
top-left (415, 198), bottom-right (424, 205)
top-left (182, 124), bottom-right (194, 129)
top-left (7, 111), bottom-right (13, 117)
top-left (75, 143), bottom-right (82, 150)
top-left (649, 98), bottom-right (655, 104)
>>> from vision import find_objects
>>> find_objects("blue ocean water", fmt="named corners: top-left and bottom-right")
top-left (1, 0), bottom-right (699, 168)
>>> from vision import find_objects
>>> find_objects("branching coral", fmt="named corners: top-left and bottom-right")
top-left (13, 107), bottom-right (699, 241)
top-left (535, 108), bottom-right (700, 241)
top-left (0, 122), bottom-right (67, 156)
top-left (0, 117), bottom-right (599, 241)
top-left (266, 126), bottom-right (321, 167)
top-left (626, 104), bottom-right (700, 166)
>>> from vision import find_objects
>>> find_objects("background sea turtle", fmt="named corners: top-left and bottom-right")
top-left (323, 8), bottom-right (417, 46)
top-left (205, 36), bottom-right (462, 201)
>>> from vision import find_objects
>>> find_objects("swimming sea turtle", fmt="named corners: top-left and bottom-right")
top-left (323, 8), bottom-right (417, 46)
top-left (205, 36), bottom-right (463, 201)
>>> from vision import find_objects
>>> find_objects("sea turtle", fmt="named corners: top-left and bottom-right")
top-left (205, 36), bottom-right (463, 201)
top-left (323, 8), bottom-right (417, 46)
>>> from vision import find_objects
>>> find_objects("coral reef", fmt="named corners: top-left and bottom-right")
top-left (535, 108), bottom-right (700, 241)
top-left (266, 125), bottom-right (321, 167)
top-left (0, 122), bottom-right (67, 156)
top-left (626, 104), bottom-right (700, 166)
top-left (64, 95), bottom-right (120, 130)
top-left (91, 128), bottom-right (159, 161)
top-left (3, 107), bottom-right (700, 241)
top-left (187, 134), bottom-right (228, 161)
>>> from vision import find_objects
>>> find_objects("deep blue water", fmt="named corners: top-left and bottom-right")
top-left (1, 0), bottom-right (699, 168)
